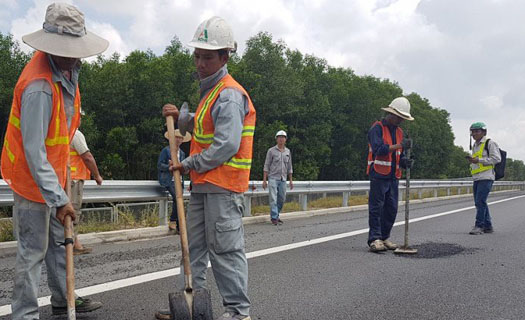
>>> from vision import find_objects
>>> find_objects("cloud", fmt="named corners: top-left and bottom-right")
top-left (5, 0), bottom-right (525, 161)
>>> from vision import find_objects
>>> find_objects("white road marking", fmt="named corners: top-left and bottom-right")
top-left (1, 194), bottom-right (524, 316)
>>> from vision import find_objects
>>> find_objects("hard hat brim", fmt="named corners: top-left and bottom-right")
top-left (187, 40), bottom-right (232, 51)
top-left (381, 107), bottom-right (414, 121)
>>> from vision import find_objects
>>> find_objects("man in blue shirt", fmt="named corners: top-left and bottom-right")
top-left (158, 129), bottom-right (191, 232)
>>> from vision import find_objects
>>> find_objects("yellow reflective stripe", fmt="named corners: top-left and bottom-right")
top-left (70, 151), bottom-right (78, 156)
top-left (4, 138), bottom-right (15, 163)
top-left (224, 157), bottom-right (252, 169)
top-left (242, 125), bottom-right (255, 137)
top-left (45, 84), bottom-right (69, 146)
top-left (193, 134), bottom-right (214, 144)
top-left (9, 113), bottom-right (20, 130)
top-left (71, 166), bottom-right (77, 172)
top-left (196, 81), bottom-right (224, 136)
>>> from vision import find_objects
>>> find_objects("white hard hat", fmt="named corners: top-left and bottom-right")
top-left (188, 16), bottom-right (237, 52)
top-left (381, 97), bottom-right (414, 121)
top-left (275, 130), bottom-right (287, 138)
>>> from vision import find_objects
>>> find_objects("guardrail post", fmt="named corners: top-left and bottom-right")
top-left (466, 187), bottom-right (470, 194)
top-left (458, 187), bottom-right (461, 195)
top-left (447, 188), bottom-right (450, 196)
top-left (399, 189), bottom-right (403, 201)
top-left (434, 189), bottom-right (438, 198)
top-left (418, 189), bottom-right (422, 199)
top-left (299, 194), bottom-right (308, 211)
top-left (244, 195), bottom-right (252, 217)
top-left (342, 192), bottom-right (349, 207)
top-left (159, 199), bottom-right (168, 226)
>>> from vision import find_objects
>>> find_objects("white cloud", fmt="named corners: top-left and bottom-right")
top-left (5, 0), bottom-right (525, 162)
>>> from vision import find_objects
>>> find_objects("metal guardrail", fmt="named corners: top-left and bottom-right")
top-left (1, 179), bottom-right (524, 224)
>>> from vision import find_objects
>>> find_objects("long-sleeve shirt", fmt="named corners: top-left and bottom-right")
top-left (19, 54), bottom-right (80, 207)
top-left (181, 65), bottom-right (249, 193)
top-left (471, 136), bottom-right (501, 181)
top-left (263, 145), bottom-right (293, 181)
top-left (158, 146), bottom-right (185, 187)
top-left (367, 119), bottom-right (407, 180)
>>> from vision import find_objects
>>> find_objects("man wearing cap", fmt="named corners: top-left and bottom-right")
top-left (467, 122), bottom-right (501, 235)
top-left (70, 129), bottom-right (103, 255)
top-left (160, 16), bottom-right (255, 320)
top-left (366, 97), bottom-right (414, 252)
top-left (0, 3), bottom-right (107, 318)
top-left (157, 129), bottom-right (191, 233)
top-left (262, 130), bottom-right (294, 225)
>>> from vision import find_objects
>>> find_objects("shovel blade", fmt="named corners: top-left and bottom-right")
top-left (394, 247), bottom-right (418, 254)
top-left (169, 291), bottom-right (192, 320)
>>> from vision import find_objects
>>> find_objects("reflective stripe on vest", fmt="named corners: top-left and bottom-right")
top-left (194, 82), bottom-right (225, 144)
top-left (45, 83), bottom-right (70, 147)
top-left (470, 141), bottom-right (494, 175)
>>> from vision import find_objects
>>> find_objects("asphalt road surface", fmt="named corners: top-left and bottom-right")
top-left (1, 190), bottom-right (525, 320)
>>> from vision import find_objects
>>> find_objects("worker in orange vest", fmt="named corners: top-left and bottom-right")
top-left (158, 16), bottom-right (255, 320)
top-left (366, 97), bottom-right (414, 252)
top-left (0, 3), bottom-right (107, 318)
top-left (70, 129), bottom-right (103, 254)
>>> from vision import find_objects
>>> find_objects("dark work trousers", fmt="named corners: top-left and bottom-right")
top-left (368, 177), bottom-right (399, 245)
top-left (166, 183), bottom-right (180, 225)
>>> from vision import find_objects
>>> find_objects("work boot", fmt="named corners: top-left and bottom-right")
top-left (271, 219), bottom-right (278, 225)
top-left (73, 246), bottom-right (93, 255)
top-left (469, 226), bottom-right (484, 235)
top-left (382, 239), bottom-right (398, 250)
top-left (483, 227), bottom-right (494, 233)
top-left (277, 218), bottom-right (284, 225)
top-left (155, 309), bottom-right (171, 320)
top-left (215, 311), bottom-right (251, 320)
top-left (51, 297), bottom-right (102, 315)
top-left (369, 239), bottom-right (387, 252)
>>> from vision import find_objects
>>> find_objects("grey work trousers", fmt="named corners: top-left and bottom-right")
top-left (11, 192), bottom-right (68, 320)
top-left (184, 192), bottom-right (251, 316)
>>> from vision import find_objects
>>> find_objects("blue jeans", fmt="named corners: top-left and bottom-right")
top-left (473, 180), bottom-right (494, 229)
top-left (368, 178), bottom-right (399, 245)
top-left (269, 179), bottom-right (287, 220)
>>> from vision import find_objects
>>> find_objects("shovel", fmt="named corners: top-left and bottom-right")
top-left (165, 116), bottom-right (213, 320)
top-left (64, 167), bottom-right (76, 319)
top-left (394, 141), bottom-right (418, 255)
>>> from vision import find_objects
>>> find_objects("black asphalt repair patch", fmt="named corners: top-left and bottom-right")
top-left (396, 242), bottom-right (479, 259)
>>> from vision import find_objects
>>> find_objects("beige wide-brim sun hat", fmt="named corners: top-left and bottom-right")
top-left (164, 130), bottom-right (192, 143)
top-left (22, 3), bottom-right (109, 58)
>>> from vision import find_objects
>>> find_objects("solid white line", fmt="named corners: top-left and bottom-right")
top-left (1, 194), bottom-right (524, 316)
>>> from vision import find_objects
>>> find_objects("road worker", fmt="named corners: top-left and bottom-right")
top-left (467, 122), bottom-right (501, 235)
top-left (366, 97), bottom-right (414, 252)
top-left (0, 3), bottom-right (107, 318)
top-left (157, 16), bottom-right (255, 320)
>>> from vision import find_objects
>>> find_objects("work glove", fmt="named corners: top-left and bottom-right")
top-left (400, 157), bottom-right (415, 169)
top-left (401, 138), bottom-right (413, 150)
top-left (178, 102), bottom-right (195, 136)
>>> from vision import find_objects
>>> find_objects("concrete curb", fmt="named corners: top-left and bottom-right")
top-left (0, 190), bottom-right (512, 255)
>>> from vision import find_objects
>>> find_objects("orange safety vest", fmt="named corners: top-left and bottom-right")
top-left (1, 51), bottom-right (81, 203)
top-left (70, 148), bottom-right (91, 180)
top-left (190, 74), bottom-right (256, 193)
top-left (366, 121), bottom-right (404, 179)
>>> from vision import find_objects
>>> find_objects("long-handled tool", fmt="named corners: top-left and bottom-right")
top-left (394, 140), bottom-right (418, 255)
top-left (64, 168), bottom-right (76, 319)
top-left (166, 116), bottom-right (213, 320)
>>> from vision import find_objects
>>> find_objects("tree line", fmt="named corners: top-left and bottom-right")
top-left (1, 32), bottom-right (525, 181)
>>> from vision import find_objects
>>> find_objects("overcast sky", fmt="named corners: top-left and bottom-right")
top-left (2, 0), bottom-right (524, 161)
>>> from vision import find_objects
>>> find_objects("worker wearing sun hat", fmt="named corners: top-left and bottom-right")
top-left (1, 2), bottom-right (108, 318)
top-left (158, 129), bottom-right (191, 233)
top-left (366, 97), bottom-right (414, 252)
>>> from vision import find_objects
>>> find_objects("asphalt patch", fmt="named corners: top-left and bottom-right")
top-left (396, 242), bottom-right (478, 259)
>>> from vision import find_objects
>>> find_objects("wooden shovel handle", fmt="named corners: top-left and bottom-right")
top-left (166, 116), bottom-right (192, 290)
top-left (64, 167), bottom-right (76, 319)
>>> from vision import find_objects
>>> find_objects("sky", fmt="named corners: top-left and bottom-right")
top-left (1, 0), bottom-right (524, 161)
